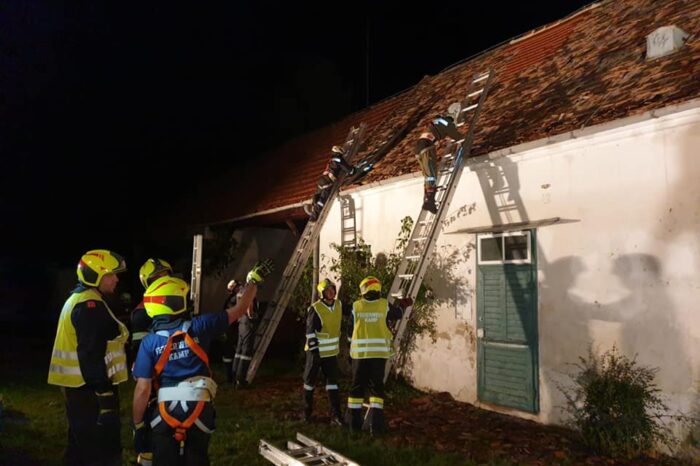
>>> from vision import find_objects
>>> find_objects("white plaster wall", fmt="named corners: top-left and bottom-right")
top-left (317, 103), bottom-right (700, 431)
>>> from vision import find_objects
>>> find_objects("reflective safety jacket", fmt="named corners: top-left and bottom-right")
top-left (350, 298), bottom-right (395, 359)
top-left (305, 299), bottom-right (343, 358)
top-left (48, 288), bottom-right (129, 387)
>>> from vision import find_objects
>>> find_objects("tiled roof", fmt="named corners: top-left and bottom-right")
top-left (190, 0), bottom-right (700, 226)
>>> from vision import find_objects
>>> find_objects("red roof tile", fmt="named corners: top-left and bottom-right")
top-left (186, 0), bottom-right (700, 226)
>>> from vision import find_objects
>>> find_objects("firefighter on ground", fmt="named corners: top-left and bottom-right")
top-left (414, 114), bottom-right (464, 214)
top-left (222, 278), bottom-right (260, 387)
top-left (47, 249), bottom-right (129, 466)
top-left (131, 258), bottom-right (173, 360)
top-left (304, 145), bottom-right (371, 222)
top-left (129, 257), bottom-right (174, 466)
top-left (131, 259), bottom-right (273, 465)
top-left (345, 276), bottom-right (412, 435)
top-left (303, 278), bottom-right (352, 425)
top-left (220, 279), bottom-right (241, 384)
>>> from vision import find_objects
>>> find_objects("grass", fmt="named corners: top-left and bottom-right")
top-left (1, 359), bottom-right (500, 466)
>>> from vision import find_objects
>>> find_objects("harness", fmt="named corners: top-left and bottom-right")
top-left (151, 322), bottom-right (217, 454)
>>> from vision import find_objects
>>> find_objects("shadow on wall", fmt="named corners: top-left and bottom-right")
top-left (201, 227), bottom-right (298, 312)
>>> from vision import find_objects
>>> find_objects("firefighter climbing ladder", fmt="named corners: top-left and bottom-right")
top-left (245, 124), bottom-right (368, 383)
top-left (384, 69), bottom-right (495, 382)
top-left (246, 77), bottom-right (441, 383)
top-left (340, 195), bottom-right (357, 249)
top-left (259, 432), bottom-right (360, 466)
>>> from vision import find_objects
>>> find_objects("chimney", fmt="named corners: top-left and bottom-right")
top-left (647, 25), bottom-right (689, 59)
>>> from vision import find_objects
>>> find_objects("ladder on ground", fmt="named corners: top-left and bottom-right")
top-left (340, 195), bottom-right (357, 249)
top-left (384, 69), bottom-right (495, 382)
top-left (260, 433), bottom-right (360, 466)
top-left (246, 124), bottom-right (368, 383)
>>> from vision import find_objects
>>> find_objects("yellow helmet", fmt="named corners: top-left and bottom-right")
top-left (317, 278), bottom-right (336, 296)
top-left (359, 276), bottom-right (381, 295)
top-left (139, 258), bottom-right (173, 289)
top-left (77, 249), bottom-right (127, 287)
top-left (143, 276), bottom-right (189, 318)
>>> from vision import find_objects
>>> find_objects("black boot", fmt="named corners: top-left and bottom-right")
top-left (225, 361), bottom-right (233, 384)
top-left (368, 408), bottom-right (386, 436)
top-left (303, 390), bottom-right (314, 423)
top-left (328, 390), bottom-right (343, 426)
top-left (345, 409), bottom-right (363, 433)
top-left (422, 188), bottom-right (438, 214)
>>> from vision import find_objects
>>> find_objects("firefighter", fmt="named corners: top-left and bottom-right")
top-left (302, 278), bottom-right (352, 425)
top-left (131, 258), bottom-right (173, 360)
top-left (131, 260), bottom-right (273, 465)
top-left (47, 249), bottom-right (129, 466)
top-left (304, 145), bottom-right (371, 222)
top-left (220, 279), bottom-right (241, 384)
top-left (129, 258), bottom-right (173, 466)
top-left (414, 114), bottom-right (464, 213)
top-left (229, 278), bottom-right (260, 388)
top-left (345, 276), bottom-right (411, 435)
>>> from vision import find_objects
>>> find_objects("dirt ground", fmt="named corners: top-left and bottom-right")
top-left (241, 373), bottom-right (697, 466)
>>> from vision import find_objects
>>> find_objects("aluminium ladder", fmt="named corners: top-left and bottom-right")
top-left (384, 69), bottom-right (495, 382)
top-left (190, 233), bottom-right (203, 315)
top-left (259, 433), bottom-right (360, 466)
top-left (245, 124), bottom-right (367, 383)
top-left (246, 78), bottom-right (440, 383)
top-left (339, 195), bottom-right (357, 249)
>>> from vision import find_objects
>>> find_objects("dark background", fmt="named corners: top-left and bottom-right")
top-left (0, 1), bottom-right (592, 321)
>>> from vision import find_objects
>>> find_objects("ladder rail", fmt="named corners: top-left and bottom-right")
top-left (384, 69), bottom-right (495, 382)
top-left (190, 234), bottom-right (203, 316)
top-left (259, 434), bottom-right (360, 466)
top-left (246, 124), bottom-right (367, 383)
top-left (339, 195), bottom-right (357, 249)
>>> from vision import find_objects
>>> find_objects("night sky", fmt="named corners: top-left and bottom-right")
top-left (1, 1), bottom-right (593, 265)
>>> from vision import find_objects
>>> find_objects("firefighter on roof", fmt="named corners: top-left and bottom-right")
top-left (414, 114), bottom-right (464, 214)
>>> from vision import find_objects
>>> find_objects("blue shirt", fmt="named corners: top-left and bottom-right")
top-left (132, 311), bottom-right (229, 386)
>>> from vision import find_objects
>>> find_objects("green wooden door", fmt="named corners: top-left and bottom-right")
top-left (476, 230), bottom-right (539, 412)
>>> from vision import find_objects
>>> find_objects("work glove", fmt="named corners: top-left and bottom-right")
top-left (132, 421), bottom-right (149, 454)
top-left (95, 389), bottom-right (119, 426)
top-left (246, 259), bottom-right (274, 285)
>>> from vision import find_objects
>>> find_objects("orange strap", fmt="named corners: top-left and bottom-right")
top-left (152, 325), bottom-right (213, 443)
top-left (158, 400), bottom-right (206, 442)
top-left (153, 330), bottom-right (212, 379)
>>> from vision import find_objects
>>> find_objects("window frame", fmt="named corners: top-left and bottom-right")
top-left (477, 230), bottom-right (532, 265)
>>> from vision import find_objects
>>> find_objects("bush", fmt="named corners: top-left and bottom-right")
top-left (289, 217), bottom-right (438, 376)
top-left (559, 346), bottom-right (672, 458)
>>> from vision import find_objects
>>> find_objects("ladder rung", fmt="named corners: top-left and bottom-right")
top-left (461, 104), bottom-right (478, 112)
top-left (474, 72), bottom-right (490, 82)
top-left (468, 88), bottom-right (484, 98)
top-left (413, 237), bottom-right (428, 241)
top-left (398, 274), bottom-right (414, 279)
top-left (405, 255), bottom-right (420, 260)
top-left (298, 454), bottom-right (332, 463)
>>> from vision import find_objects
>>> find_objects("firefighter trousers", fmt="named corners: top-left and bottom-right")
top-left (63, 385), bottom-right (122, 466)
top-left (345, 358), bottom-right (387, 434)
top-left (231, 317), bottom-right (256, 384)
top-left (151, 401), bottom-right (215, 466)
top-left (302, 352), bottom-right (341, 419)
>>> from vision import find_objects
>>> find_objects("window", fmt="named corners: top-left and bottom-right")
top-left (478, 231), bottom-right (531, 264)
